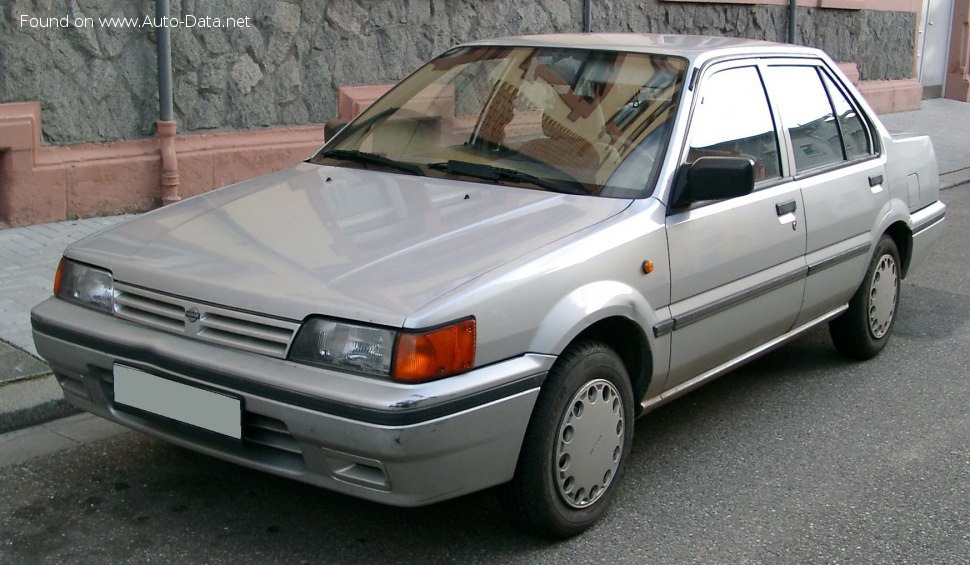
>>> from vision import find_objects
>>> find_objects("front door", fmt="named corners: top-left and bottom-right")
top-left (664, 64), bottom-right (807, 388)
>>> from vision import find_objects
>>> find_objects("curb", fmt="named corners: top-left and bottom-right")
top-left (940, 167), bottom-right (970, 190)
top-left (0, 339), bottom-right (79, 433)
top-left (0, 396), bottom-right (80, 435)
top-left (0, 412), bottom-right (130, 469)
top-left (0, 373), bottom-right (80, 434)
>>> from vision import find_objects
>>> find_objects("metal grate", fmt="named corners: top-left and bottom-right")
top-left (243, 413), bottom-right (304, 459)
top-left (113, 283), bottom-right (299, 359)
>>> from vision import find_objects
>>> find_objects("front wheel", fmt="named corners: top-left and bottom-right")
top-left (830, 235), bottom-right (901, 359)
top-left (501, 341), bottom-right (634, 538)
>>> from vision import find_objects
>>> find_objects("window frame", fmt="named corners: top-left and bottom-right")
top-left (676, 59), bottom-right (792, 196)
top-left (816, 65), bottom-right (881, 161)
top-left (761, 59), bottom-right (881, 182)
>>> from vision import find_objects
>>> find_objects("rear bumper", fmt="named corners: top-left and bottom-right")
top-left (31, 298), bottom-right (550, 506)
top-left (908, 200), bottom-right (946, 274)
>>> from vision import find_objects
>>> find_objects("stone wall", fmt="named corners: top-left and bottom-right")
top-left (595, 3), bottom-right (916, 81)
top-left (0, 0), bottom-right (915, 145)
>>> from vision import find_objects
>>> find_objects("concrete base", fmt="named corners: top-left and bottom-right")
top-left (945, 72), bottom-right (970, 102)
top-left (836, 62), bottom-right (922, 114)
top-left (0, 102), bottom-right (325, 228)
top-left (338, 85), bottom-right (398, 121)
top-left (856, 79), bottom-right (924, 114)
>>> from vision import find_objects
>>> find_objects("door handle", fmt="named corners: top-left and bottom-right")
top-left (869, 174), bottom-right (883, 187)
top-left (776, 200), bottom-right (797, 216)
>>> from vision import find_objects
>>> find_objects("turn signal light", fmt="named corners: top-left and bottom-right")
top-left (392, 319), bottom-right (476, 383)
top-left (53, 257), bottom-right (65, 296)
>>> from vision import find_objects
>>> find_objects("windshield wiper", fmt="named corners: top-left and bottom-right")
top-left (428, 160), bottom-right (586, 195)
top-left (318, 149), bottom-right (425, 176)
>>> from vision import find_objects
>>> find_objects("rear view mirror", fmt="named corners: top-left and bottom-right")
top-left (671, 157), bottom-right (755, 208)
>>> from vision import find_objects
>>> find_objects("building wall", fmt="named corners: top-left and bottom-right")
top-left (1, 0), bottom-right (916, 145)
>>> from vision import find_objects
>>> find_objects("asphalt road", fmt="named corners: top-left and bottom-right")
top-left (2, 188), bottom-right (968, 564)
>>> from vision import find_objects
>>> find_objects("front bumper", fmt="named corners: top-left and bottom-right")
top-left (31, 298), bottom-right (551, 506)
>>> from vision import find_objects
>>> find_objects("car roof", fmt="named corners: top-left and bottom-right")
top-left (461, 33), bottom-right (825, 65)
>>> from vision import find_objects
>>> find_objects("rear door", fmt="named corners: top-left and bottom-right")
top-left (761, 62), bottom-right (888, 326)
top-left (663, 62), bottom-right (807, 388)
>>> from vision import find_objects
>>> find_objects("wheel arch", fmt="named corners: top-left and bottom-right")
top-left (527, 281), bottom-right (660, 408)
top-left (884, 220), bottom-right (913, 278)
top-left (569, 317), bottom-right (653, 410)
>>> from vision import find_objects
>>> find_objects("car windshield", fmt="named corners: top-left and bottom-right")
top-left (310, 45), bottom-right (688, 198)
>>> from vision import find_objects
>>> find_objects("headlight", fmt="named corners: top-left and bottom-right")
top-left (54, 258), bottom-right (114, 313)
top-left (289, 317), bottom-right (476, 382)
top-left (289, 318), bottom-right (395, 377)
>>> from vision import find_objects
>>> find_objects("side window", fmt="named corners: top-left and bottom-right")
top-left (687, 66), bottom-right (781, 182)
top-left (763, 66), bottom-right (844, 172)
top-left (820, 72), bottom-right (873, 160)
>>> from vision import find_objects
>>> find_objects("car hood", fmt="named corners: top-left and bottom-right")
top-left (67, 164), bottom-right (631, 327)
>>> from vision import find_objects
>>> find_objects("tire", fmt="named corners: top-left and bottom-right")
top-left (501, 341), bottom-right (635, 539)
top-left (830, 235), bottom-right (901, 360)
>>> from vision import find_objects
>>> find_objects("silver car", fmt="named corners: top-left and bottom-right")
top-left (31, 34), bottom-right (946, 538)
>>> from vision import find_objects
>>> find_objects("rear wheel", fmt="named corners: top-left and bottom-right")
top-left (501, 341), bottom-right (634, 538)
top-left (830, 235), bottom-right (901, 359)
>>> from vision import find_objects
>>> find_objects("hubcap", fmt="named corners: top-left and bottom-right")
top-left (868, 253), bottom-right (898, 339)
top-left (554, 379), bottom-right (625, 509)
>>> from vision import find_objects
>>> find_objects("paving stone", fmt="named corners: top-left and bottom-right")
top-left (48, 414), bottom-right (129, 444)
top-left (0, 413), bottom-right (130, 468)
top-left (0, 425), bottom-right (79, 468)
top-left (0, 341), bottom-right (49, 383)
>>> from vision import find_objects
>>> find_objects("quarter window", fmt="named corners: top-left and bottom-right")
top-left (820, 71), bottom-right (872, 160)
top-left (764, 66), bottom-right (844, 173)
top-left (687, 66), bottom-right (781, 182)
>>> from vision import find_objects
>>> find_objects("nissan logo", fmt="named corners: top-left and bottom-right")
top-left (185, 307), bottom-right (201, 323)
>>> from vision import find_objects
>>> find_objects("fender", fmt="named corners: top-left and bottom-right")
top-left (528, 280), bottom-right (672, 400)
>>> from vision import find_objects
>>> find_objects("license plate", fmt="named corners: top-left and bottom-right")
top-left (113, 365), bottom-right (241, 439)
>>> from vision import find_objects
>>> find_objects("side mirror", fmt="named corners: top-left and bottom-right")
top-left (324, 118), bottom-right (348, 142)
top-left (671, 156), bottom-right (755, 208)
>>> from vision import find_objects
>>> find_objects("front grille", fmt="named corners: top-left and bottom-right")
top-left (114, 291), bottom-right (185, 332)
top-left (113, 283), bottom-right (299, 359)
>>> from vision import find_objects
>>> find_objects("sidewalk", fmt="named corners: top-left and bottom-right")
top-left (1, 99), bottom-right (969, 434)
top-left (0, 216), bottom-right (131, 432)
top-left (880, 98), bottom-right (970, 188)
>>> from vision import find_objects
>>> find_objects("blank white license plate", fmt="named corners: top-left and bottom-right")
top-left (113, 365), bottom-right (241, 439)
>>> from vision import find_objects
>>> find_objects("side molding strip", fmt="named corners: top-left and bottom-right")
top-left (642, 305), bottom-right (849, 414)
top-left (653, 319), bottom-right (675, 338)
top-left (807, 243), bottom-right (870, 276)
top-left (655, 240), bottom-right (875, 337)
top-left (672, 267), bottom-right (808, 331)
